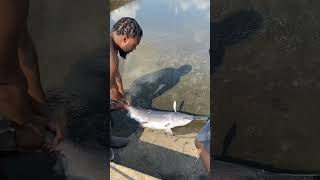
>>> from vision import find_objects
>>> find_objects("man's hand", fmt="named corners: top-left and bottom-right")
top-left (31, 107), bottom-right (67, 151)
top-left (194, 138), bottom-right (211, 174)
top-left (15, 121), bottom-right (46, 150)
top-left (111, 99), bottom-right (127, 110)
top-left (195, 138), bottom-right (205, 154)
top-left (110, 86), bottom-right (124, 101)
top-left (110, 86), bottom-right (132, 110)
top-left (46, 107), bottom-right (67, 149)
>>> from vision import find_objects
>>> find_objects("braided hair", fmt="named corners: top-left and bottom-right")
top-left (112, 17), bottom-right (143, 38)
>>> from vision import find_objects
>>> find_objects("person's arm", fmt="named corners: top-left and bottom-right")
top-left (110, 83), bottom-right (123, 101)
top-left (18, 24), bottom-right (47, 105)
top-left (195, 139), bottom-right (211, 174)
top-left (115, 71), bottom-right (125, 95)
top-left (110, 37), bottom-right (119, 87)
top-left (110, 37), bottom-right (125, 101)
top-left (198, 147), bottom-right (211, 174)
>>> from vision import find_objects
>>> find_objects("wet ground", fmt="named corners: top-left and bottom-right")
top-left (110, 0), bottom-right (210, 179)
top-left (213, 0), bottom-right (320, 176)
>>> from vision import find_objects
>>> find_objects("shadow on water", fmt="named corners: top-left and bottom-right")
top-left (128, 64), bottom-right (192, 109)
top-left (111, 65), bottom-right (193, 138)
top-left (211, 10), bottom-right (263, 72)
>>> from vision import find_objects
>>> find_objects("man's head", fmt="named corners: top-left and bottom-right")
top-left (112, 17), bottom-right (143, 59)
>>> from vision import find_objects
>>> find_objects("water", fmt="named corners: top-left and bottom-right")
top-left (110, 1), bottom-right (210, 179)
top-left (111, 0), bottom-right (210, 134)
top-left (213, 0), bottom-right (320, 173)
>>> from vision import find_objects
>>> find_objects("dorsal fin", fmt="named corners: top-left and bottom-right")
top-left (173, 100), bottom-right (177, 112)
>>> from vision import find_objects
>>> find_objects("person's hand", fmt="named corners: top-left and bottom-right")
top-left (32, 108), bottom-right (66, 151)
top-left (110, 87), bottom-right (124, 101)
top-left (195, 138), bottom-right (205, 154)
top-left (195, 138), bottom-right (211, 174)
top-left (111, 98), bottom-right (127, 110)
top-left (125, 100), bottom-right (131, 109)
top-left (15, 122), bottom-right (46, 151)
top-left (119, 89), bottom-right (125, 98)
top-left (46, 107), bottom-right (67, 149)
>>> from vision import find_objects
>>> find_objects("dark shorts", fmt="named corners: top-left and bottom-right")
top-left (0, 116), bottom-right (16, 151)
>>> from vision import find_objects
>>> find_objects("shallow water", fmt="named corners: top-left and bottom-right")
top-left (111, 0), bottom-right (210, 134)
top-left (109, 1), bottom-right (210, 178)
top-left (111, 0), bottom-right (210, 113)
top-left (213, 0), bottom-right (320, 173)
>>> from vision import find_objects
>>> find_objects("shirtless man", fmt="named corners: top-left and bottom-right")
top-left (0, 1), bottom-right (64, 151)
top-left (109, 17), bottom-right (143, 152)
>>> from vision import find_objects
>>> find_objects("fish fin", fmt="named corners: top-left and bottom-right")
top-left (165, 129), bottom-right (173, 136)
top-left (173, 101), bottom-right (177, 112)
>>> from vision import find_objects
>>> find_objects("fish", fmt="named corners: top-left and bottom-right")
top-left (126, 101), bottom-right (209, 135)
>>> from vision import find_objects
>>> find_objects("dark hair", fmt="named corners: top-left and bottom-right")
top-left (112, 17), bottom-right (143, 38)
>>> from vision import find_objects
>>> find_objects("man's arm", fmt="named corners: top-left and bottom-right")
top-left (115, 71), bottom-right (125, 95)
top-left (18, 24), bottom-right (47, 103)
top-left (195, 139), bottom-right (211, 174)
top-left (110, 37), bottom-right (124, 101)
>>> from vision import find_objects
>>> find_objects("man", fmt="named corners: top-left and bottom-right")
top-left (0, 1), bottom-right (64, 151)
top-left (109, 17), bottom-right (143, 154)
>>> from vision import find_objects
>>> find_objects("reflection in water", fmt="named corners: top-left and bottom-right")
top-left (110, 0), bottom-right (210, 115)
top-left (171, 0), bottom-right (210, 18)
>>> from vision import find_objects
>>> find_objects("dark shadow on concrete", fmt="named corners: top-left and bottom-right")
top-left (211, 10), bottom-right (263, 72)
top-left (67, 176), bottom-right (91, 180)
top-left (112, 141), bottom-right (205, 179)
top-left (215, 156), bottom-right (320, 175)
top-left (213, 160), bottom-right (319, 180)
top-left (0, 152), bottom-right (65, 180)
